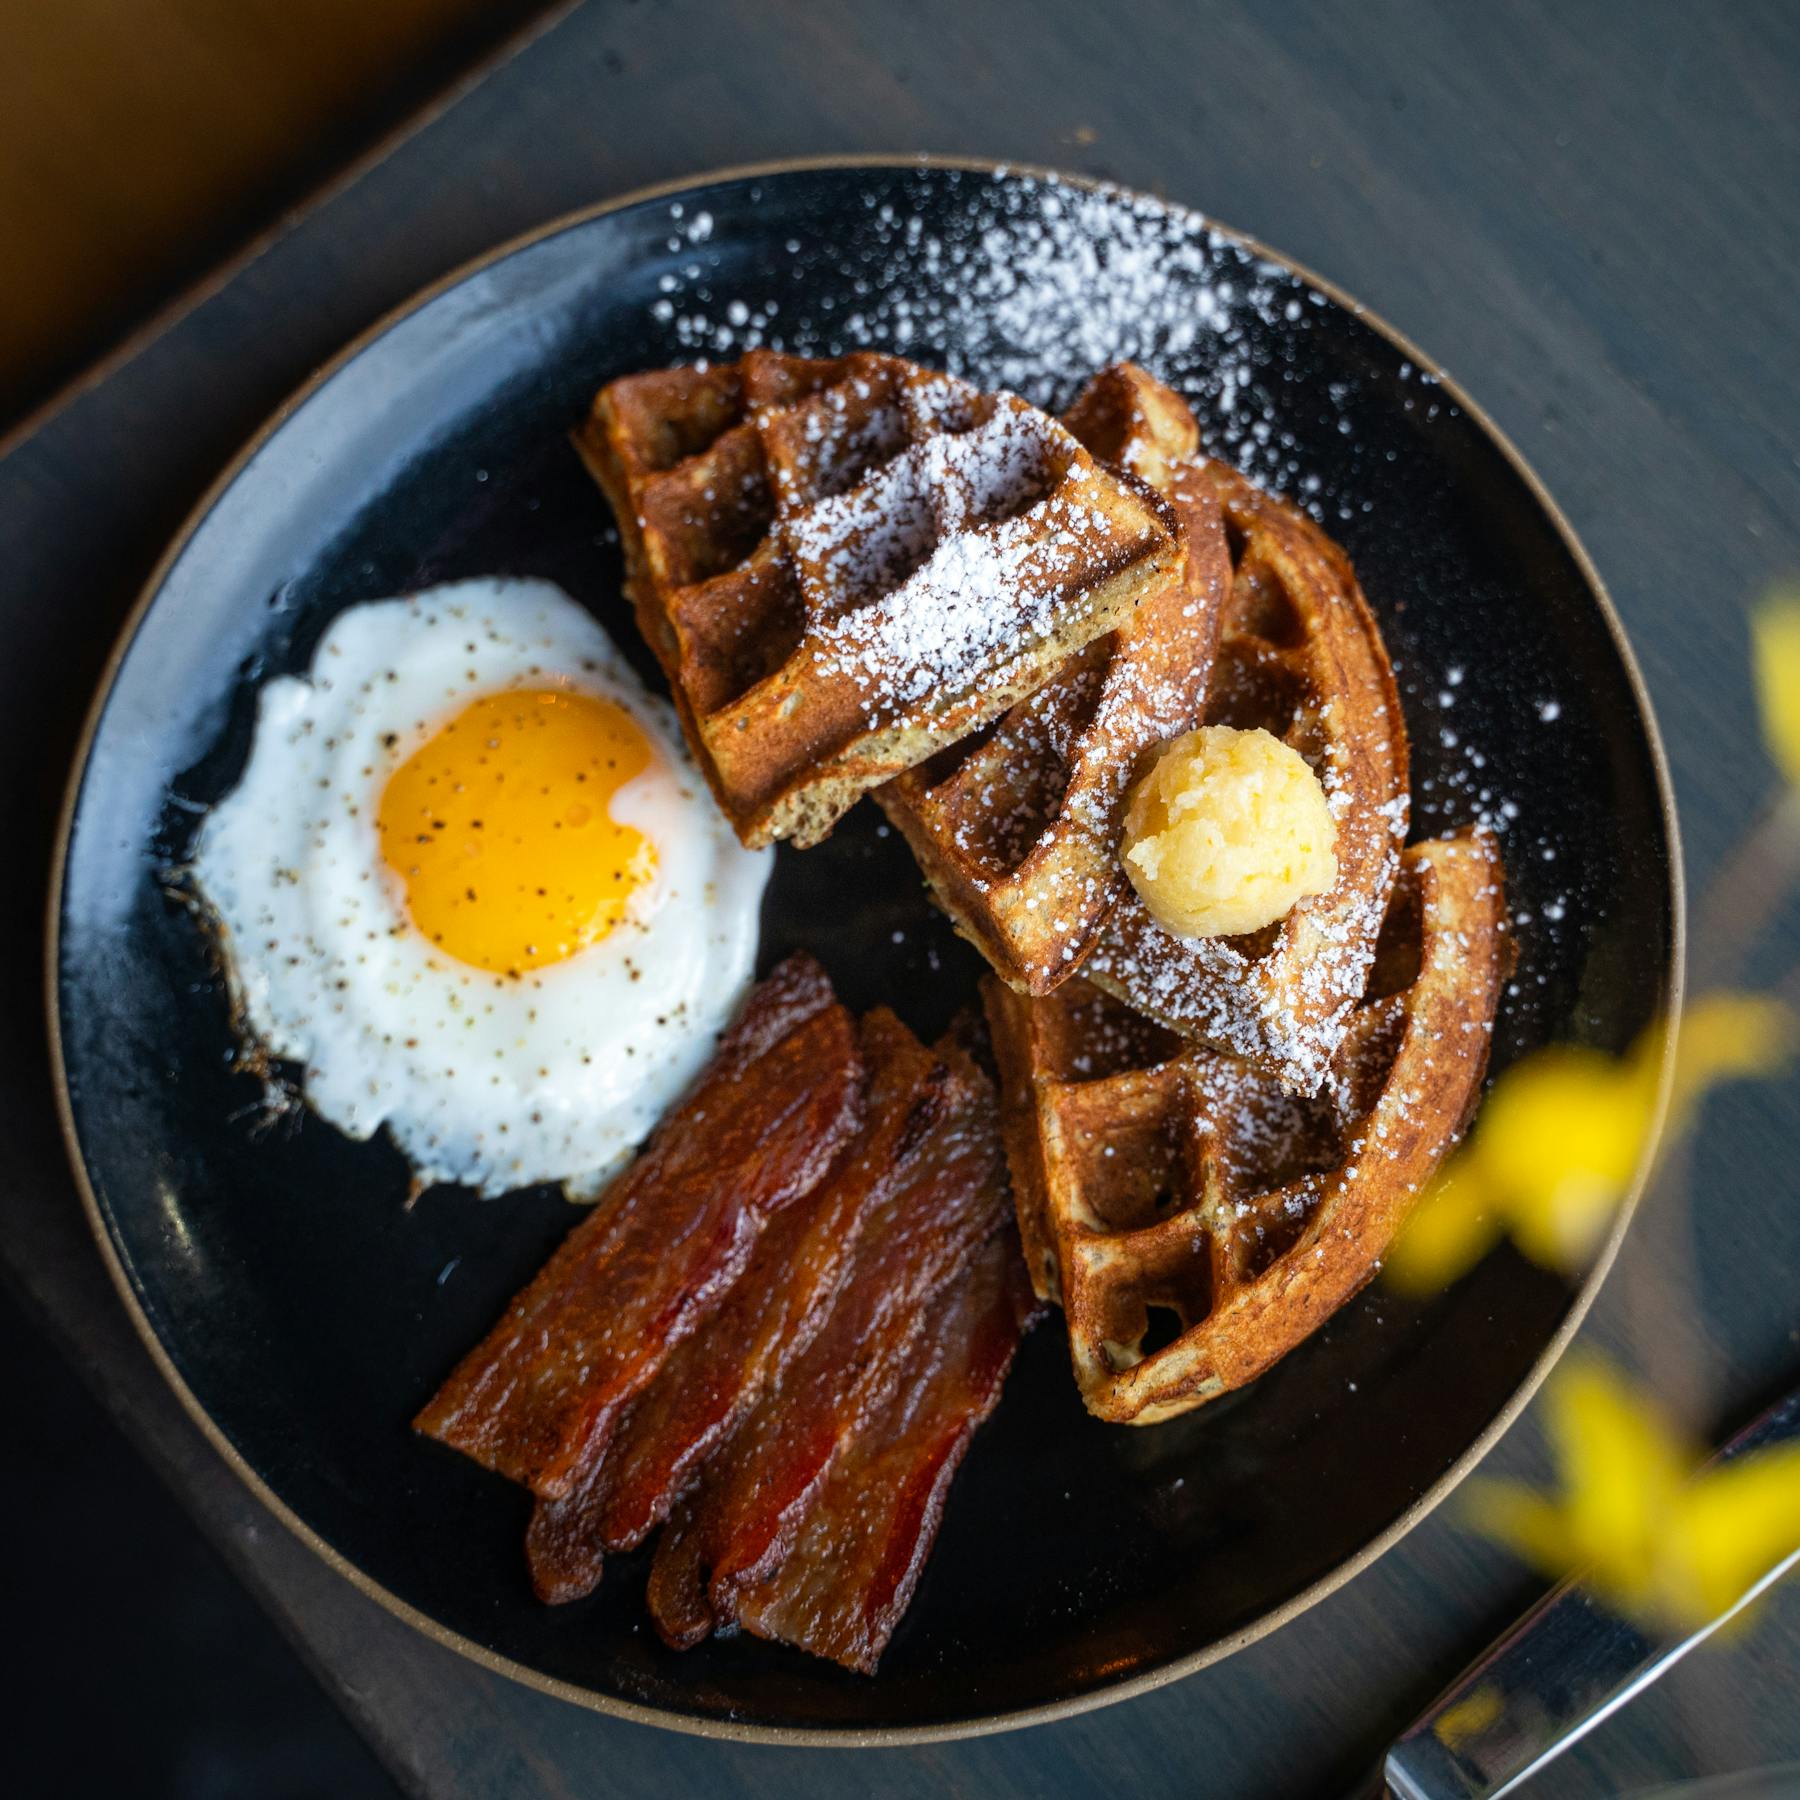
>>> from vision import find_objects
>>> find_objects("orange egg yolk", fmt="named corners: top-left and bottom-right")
top-left (376, 688), bottom-right (658, 975)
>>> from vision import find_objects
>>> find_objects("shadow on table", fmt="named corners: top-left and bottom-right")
top-left (1, 1279), bottom-right (400, 1800)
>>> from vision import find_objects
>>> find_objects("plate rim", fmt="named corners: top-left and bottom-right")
top-left (44, 151), bottom-right (1688, 1747)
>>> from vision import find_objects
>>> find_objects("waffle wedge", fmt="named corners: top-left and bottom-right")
top-left (985, 829), bottom-right (1506, 1421)
top-left (1045, 365), bottom-right (1411, 1090)
top-left (876, 366), bottom-right (1233, 992)
top-left (577, 350), bottom-right (1187, 847)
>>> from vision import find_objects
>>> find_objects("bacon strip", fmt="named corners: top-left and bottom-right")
top-left (729, 1228), bottom-right (1041, 1673)
top-left (524, 1009), bottom-right (949, 1602)
top-left (647, 1033), bottom-right (1012, 1650)
top-left (414, 955), bottom-right (863, 1500)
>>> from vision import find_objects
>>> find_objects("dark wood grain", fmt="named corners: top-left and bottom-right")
top-left (3, 1), bottom-right (1797, 1794)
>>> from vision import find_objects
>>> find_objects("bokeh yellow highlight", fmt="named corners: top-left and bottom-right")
top-left (1384, 995), bottom-right (1795, 1294)
top-left (1466, 1359), bottom-right (1800, 1633)
top-left (1751, 589), bottom-right (1800, 791)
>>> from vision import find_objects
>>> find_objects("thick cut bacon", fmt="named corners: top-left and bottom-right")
top-left (647, 1032), bottom-right (1011, 1651)
top-left (730, 1228), bottom-right (1041, 1673)
top-left (414, 955), bottom-right (863, 1499)
top-left (524, 1010), bottom-right (949, 1603)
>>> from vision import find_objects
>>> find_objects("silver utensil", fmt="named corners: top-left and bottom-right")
top-left (1382, 1383), bottom-right (1800, 1798)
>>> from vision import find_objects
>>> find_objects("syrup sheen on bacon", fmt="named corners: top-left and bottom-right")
top-left (413, 954), bottom-right (864, 1500)
top-left (646, 1030), bottom-right (1012, 1651)
top-left (524, 1009), bottom-right (951, 1603)
top-left (730, 1227), bottom-right (1041, 1673)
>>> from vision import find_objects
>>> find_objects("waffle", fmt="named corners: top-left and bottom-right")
top-left (577, 350), bottom-right (1188, 847)
top-left (985, 830), bottom-right (1506, 1421)
top-left (1073, 369), bottom-right (1409, 1088)
top-left (875, 366), bottom-right (1233, 992)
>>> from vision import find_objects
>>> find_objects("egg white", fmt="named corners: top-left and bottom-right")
top-left (191, 578), bottom-right (770, 1197)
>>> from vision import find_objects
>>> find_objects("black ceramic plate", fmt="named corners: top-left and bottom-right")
top-left (51, 158), bottom-right (1679, 1742)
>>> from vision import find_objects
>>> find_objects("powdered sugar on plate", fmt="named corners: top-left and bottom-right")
top-left (649, 169), bottom-right (1336, 498)
top-left (625, 164), bottom-right (1586, 1041)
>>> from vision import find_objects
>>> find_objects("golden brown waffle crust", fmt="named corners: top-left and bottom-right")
top-left (1081, 451), bottom-right (1411, 1093)
top-left (875, 467), bottom-right (1231, 995)
top-left (575, 351), bottom-right (1189, 849)
top-left (869, 358), bottom-right (1411, 1091)
top-left (986, 828), bottom-right (1506, 1424)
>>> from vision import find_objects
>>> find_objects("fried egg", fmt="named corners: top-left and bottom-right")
top-left (191, 578), bottom-right (770, 1197)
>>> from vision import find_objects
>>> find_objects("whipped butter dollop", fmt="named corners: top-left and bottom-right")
top-left (1119, 725), bottom-right (1338, 939)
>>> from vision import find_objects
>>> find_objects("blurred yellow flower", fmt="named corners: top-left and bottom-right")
top-left (1752, 588), bottom-right (1800, 789)
top-left (1466, 1359), bottom-right (1800, 1632)
top-left (1384, 994), bottom-right (1795, 1294)
top-left (1380, 1154), bottom-right (1503, 1297)
top-left (1666, 992), bottom-right (1797, 1127)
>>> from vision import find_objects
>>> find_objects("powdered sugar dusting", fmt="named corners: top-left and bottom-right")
top-left (646, 169), bottom-right (1342, 497)
top-left (780, 392), bottom-right (1133, 719)
top-left (620, 165), bottom-right (1581, 1010)
top-left (810, 516), bottom-right (1042, 711)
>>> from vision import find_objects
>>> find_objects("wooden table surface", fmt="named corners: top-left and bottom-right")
top-left (0, 0), bottom-right (540, 420)
top-left (5, 3), bottom-right (1798, 1793)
